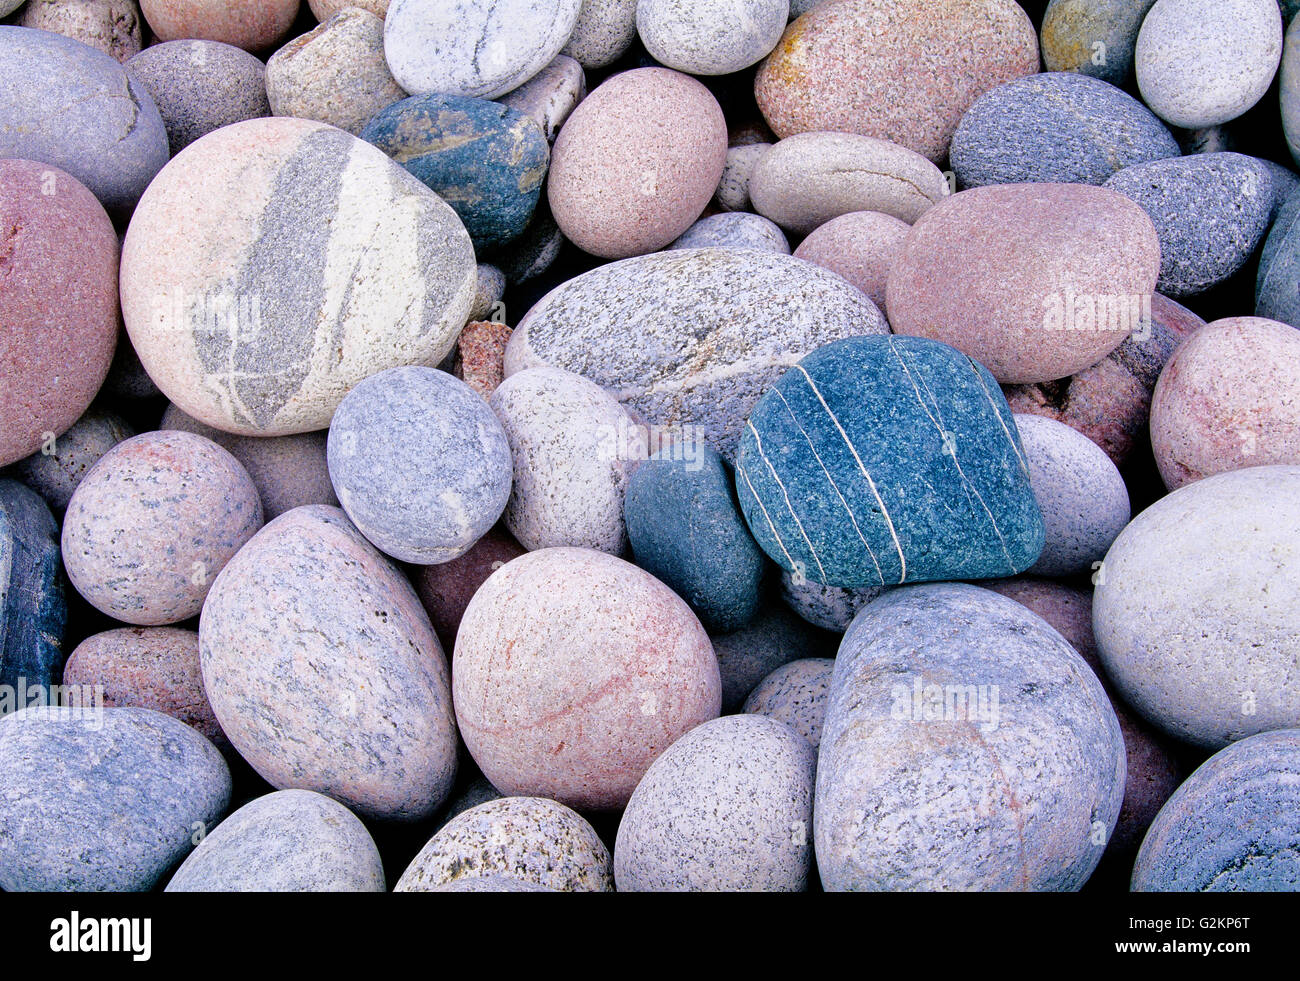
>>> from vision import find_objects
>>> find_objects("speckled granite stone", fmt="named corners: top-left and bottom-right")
top-left (1041, 0), bottom-right (1157, 85)
top-left (637, 0), bottom-right (788, 75)
top-left (668, 213), bottom-right (790, 254)
top-left (19, 0), bottom-right (143, 62)
top-left (452, 321), bottom-right (513, 398)
top-left (140, 0), bottom-right (300, 51)
top-left (497, 54), bottom-right (585, 143)
top-left (1257, 181), bottom-right (1300, 327)
top-left (743, 658), bottom-right (834, 750)
top-left (562, 0), bottom-right (637, 68)
top-left (793, 210), bottom-right (909, 311)
top-left (778, 570), bottom-right (885, 632)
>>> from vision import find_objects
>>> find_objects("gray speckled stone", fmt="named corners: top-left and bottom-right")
top-left (0, 0), bottom-right (27, 14)
top-left (615, 715), bottom-right (815, 892)
top-left (267, 8), bottom-right (407, 136)
top-left (1257, 182), bottom-right (1300, 328)
top-left (1133, 729), bottom-right (1300, 891)
top-left (1041, 0), bottom-right (1156, 85)
top-left (384, 0), bottom-right (582, 99)
top-left (469, 265), bottom-right (507, 321)
top-left (743, 658), bottom-right (834, 750)
top-left (489, 367), bottom-right (642, 554)
top-left (396, 796), bottom-right (612, 892)
top-left (1094, 465), bottom-right (1300, 748)
top-left (668, 212), bottom-right (790, 254)
top-left (1105, 153), bottom-right (1274, 298)
top-left (435, 775), bottom-right (505, 831)
top-left (498, 54), bottom-right (585, 143)
top-left (432, 874), bottom-right (556, 891)
top-left (125, 40), bottom-right (270, 154)
top-left (0, 479), bottom-right (67, 700)
top-left (8, 408), bottom-right (134, 513)
top-left (1283, 15), bottom-right (1300, 166)
top-left (1015, 414), bottom-right (1130, 578)
top-left (505, 248), bottom-right (887, 460)
top-left (951, 72), bottom-right (1179, 189)
top-left (780, 569), bottom-right (885, 632)
top-left (711, 604), bottom-right (832, 712)
top-left (1258, 157), bottom-right (1300, 219)
top-left (1136, 0), bottom-right (1282, 129)
top-left (0, 705), bottom-right (231, 892)
top-left (562, 0), bottom-right (638, 68)
top-left (637, 0), bottom-right (788, 75)
top-left (327, 367), bottom-right (512, 565)
top-left (199, 506), bottom-right (459, 822)
top-left (714, 142), bottom-right (770, 212)
top-left (166, 790), bottom-right (385, 892)
top-left (817, 583), bottom-right (1125, 891)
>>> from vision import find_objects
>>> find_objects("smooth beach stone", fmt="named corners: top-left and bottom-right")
top-left (549, 67), bottom-right (727, 259)
top-left (62, 627), bottom-right (226, 749)
top-left (310, 0), bottom-right (388, 17)
top-left (411, 525), bottom-right (526, 652)
top-left (1094, 466), bottom-right (1300, 748)
top-left (384, 0), bottom-right (581, 98)
top-left (140, 0), bottom-right (300, 51)
top-left (1133, 730), bottom-right (1300, 891)
top-left (1015, 414), bottom-right (1131, 578)
top-left (199, 506), bottom-right (459, 822)
top-left (397, 797), bottom-right (612, 892)
top-left (735, 335), bottom-right (1044, 589)
top-left (1136, 0), bottom-right (1282, 130)
top-left (453, 321), bottom-right (513, 398)
top-left (1284, 16), bottom-right (1300, 165)
top-left (266, 8), bottom-right (406, 136)
top-left (637, 0), bottom-right (789, 76)
top-left (159, 404), bottom-right (338, 520)
top-left (1150, 317), bottom-right (1300, 489)
top-left (563, 0), bottom-right (637, 68)
top-left (743, 658), bottom-right (834, 750)
top-left (793, 211), bottom-right (909, 311)
top-left (166, 790), bottom-right (385, 892)
top-left (615, 715), bottom-right (815, 892)
top-left (0, 705), bottom-right (230, 892)
top-left (754, 0), bottom-right (1040, 162)
top-left (950, 72), bottom-right (1180, 189)
top-left (1004, 292), bottom-right (1205, 467)
top-left (887, 183), bottom-right (1162, 384)
top-left (497, 54), bottom-right (585, 143)
top-left (62, 431), bottom-right (263, 625)
top-left (1257, 181), bottom-right (1300, 327)
top-left (0, 27), bottom-right (168, 209)
top-left (668, 213), bottom-right (789, 254)
top-left (1104, 153), bottom-right (1273, 298)
top-left (489, 368), bottom-right (641, 554)
top-left (711, 604), bottom-right (831, 712)
top-left (0, 480), bottom-right (66, 700)
top-left (125, 40), bottom-right (270, 154)
top-left (362, 94), bottom-right (548, 251)
top-left (779, 570), bottom-right (884, 632)
top-left (817, 584), bottom-right (1125, 891)
top-left (749, 132), bottom-right (949, 234)
top-left (19, 0), bottom-right (142, 62)
top-left (1041, 0), bottom-right (1156, 84)
top-left (506, 248), bottom-right (888, 459)
top-left (9, 409), bottom-right (134, 513)
top-left (454, 547), bottom-right (721, 811)
top-left (624, 443), bottom-right (767, 633)
top-left (326, 367), bottom-right (511, 564)
top-left (789, 0), bottom-right (824, 12)
top-left (714, 142), bottom-right (769, 211)
top-left (0, 160), bottom-right (119, 469)
top-left (469, 266), bottom-right (507, 322)
top-left (120, 117), bottom-right (476, 437)
top-left (0, 0), bottom-right (24, 13)
top-left (1260, 157), bottom-right (1300, 218)
top-left (982, 577), bottom-right (1100, 667)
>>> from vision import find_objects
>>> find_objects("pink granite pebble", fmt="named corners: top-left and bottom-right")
top-left (452, 322), bottom-right (514, 400)
top-left (141, 0), bottom-right (301, 52)
top-left (793, 211), bottom-right (910, 311)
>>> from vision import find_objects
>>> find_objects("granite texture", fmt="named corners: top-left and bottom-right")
top-left (140, 0), bottom-right (300, 51)
top-left (1040, 0), bottom-right (1157, 84)
top-left (743, 658), bottom-right (834, 750)
top-left (562, 0), bottom-right (637, 68)
top-left (637, 0), bottom-right (788, 75)
top-left (668, 213), bottom-right (790, 254)
top-left (793, 210), bottom-right (909, 311)
top-left (1257, 180), bottom-right (1300, 327)
top-left (19, 0), bottom-right (143, 62)
top-left (497, 54), bottom-right (585, 143)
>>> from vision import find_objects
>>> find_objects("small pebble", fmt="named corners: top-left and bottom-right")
top-left (743, 658), bottom-right (834, 750)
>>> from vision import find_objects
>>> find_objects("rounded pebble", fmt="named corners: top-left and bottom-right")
top-left (1041, 0), bottom-right (1157, 85)
top-left (711, 604), bottom-right (831, 712)
top-left (497, 54), bottom-right (586, 143)
top-left (0, 479), bottom-right (67, 698)
top-left (562, 0), bottom-right (638, 68)
top-left (668, 212), bottom-right (789, 253)
top-left (792, 210), bottom-right (909, 311)
top-left (19, 0), bottom-right (143, 62)
top-left (8, 409), bottom-right (134, 513)
top-left (140, 0), bottom-right (300, 52)
top-left (637, 0), bottom-right (789, 76)
top-left (742, 658), bottom-right (834, 750)
top-left (411, 524), bottom-right (527, 651)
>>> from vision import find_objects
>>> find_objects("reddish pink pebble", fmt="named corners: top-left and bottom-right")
top-left (793, 211), bottom-right (910, 311)
top-left (141, 0), bottom-right (300, 52)
top-left (453, 321), bottom-right (514, 400)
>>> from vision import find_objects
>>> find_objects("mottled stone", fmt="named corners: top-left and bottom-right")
top-left (140, 0), bottom-right (299, 51)
top-left (793, 211), bottom-right (909, 311)
top-left (166, 790), bottom-right (385, 892)
top-left (199, 506), bottom-right (459, 821)
top-left (497, 54), bottom-right (585, 143)
top-left (362, 93), bottom-right (548, 251)
top-left (19, 0), bottom-right (142, 62)
top-left (384, 0), bottom-right (582, 99)
top-left (549, 68), bottom-right (727, 259)
top-left (8, 409), bottom-right (134, 513)
top-left (468, 265), bottom-right (507, 322)
top-left (668, 213), bottom-right (789, 254)
top-left (411, 525), bottom-right (526, 652)
top-left (267, 8), bottom-right (406, 136)
top-left (1134, 729), bottom-right (1300, 890)
top-left (310, 0), bottom-right (387, 18)
top-left (435, 775), bottom-right (505, 830)
top-left (63, 627), bottom-right (227, 750)
top-left (817, 584), bottom-right (1125, 891)
top-left (951, 72), bottom-right (1180, 189)
top-left (736, 335), bottom-right (1044, 589)
top-left (454, 547), bottom-right (721, 810)
top-left (1041, 0), bottom-right (1157, 85)
top-left (505, 248), bottom-right (888, 459)
top-left (1257, 181), bottom-right (1300, 327)
top-left (120, 117), bottom-right (476, 436)
top-left (615, 715), bottom-right (815, 892)
top-left (562, 0), bottom-right (637, 68)
top-left (779, 570), bottom-right (884, 632)
top-left (754, 0), bottom-right (1040, 162)
top-left (1136, 0), bottom-right (1282, 129)
top-left (397, 797), bottom-right (611, 892)
top-left (125, 40), bottom-right (270, 154)
top-left (711, 604), bottom-right (830, 712)
top-left (453, 321), bottom-right (513, 398)
top-left (0, 705), bottom-right (231, 891)
top-left (430, 873), bottom-right (554, 891)
top-left (1094, 465), bottom-right (1300, 748)
top-left (887, 183), bottom-right (1162, 384)
top-left (637, 0), bottom-right (788, 75)
top-left (62, 431), bottom-right (264, 625)
top-left (750, 132), bottom-right (949, 234)
top-left (714, 142), bottom-right (769, 211)
top-left (743, 658), bottom-right (834, 750)
top-left (1104, 153), bottom-right (1273, 298)
top-left (0, 27), bottom-right (168, 209)
top-left (0, 480), bottom-right (67, 701)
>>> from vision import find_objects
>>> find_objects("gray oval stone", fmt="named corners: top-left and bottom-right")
top-left (668, 213), bottom-right (790, 254)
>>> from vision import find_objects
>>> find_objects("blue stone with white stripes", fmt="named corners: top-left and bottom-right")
top-left (734, 335), bottom-right (1044, 589)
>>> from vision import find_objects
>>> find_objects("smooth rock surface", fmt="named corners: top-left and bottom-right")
top-left (668, 213), bottom-right (790, 254)
top-left (497, 54), bottom-right (586, 143)
top-left (1041, 0), bottom-right (1157, 85)
top-left (714, 142), bottom-right (769, 211)
top-left (637, 0), bottom-right (789, 76)
top-left (793, 211), bottom-right (909, 311)
top-left (1256, 179), bottom-right (1300, 327)
top-left (711, 604), bottom-right (831, 712)
top-left (411, 524), bottom-right (527, 652)
top-left (562, 0), bottom-right (638, 68)
top-left (743, 658), bottom-right (834, 750)
top-left (140, 0), bottom-right (300, 51)
top-left (19, 0), bottom-right (143, 62)
top-left (779, 571), bottom-right (885, 632)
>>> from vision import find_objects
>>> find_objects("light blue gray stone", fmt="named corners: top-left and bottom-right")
top-left (669, 212), bottom-right (790, 254)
